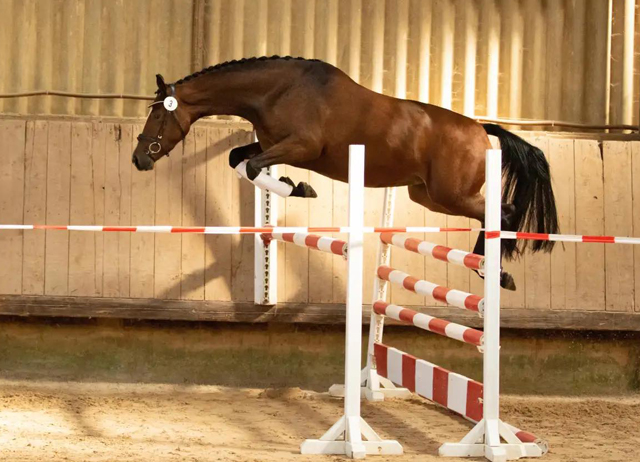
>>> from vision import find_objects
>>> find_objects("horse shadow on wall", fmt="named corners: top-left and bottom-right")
top-left (153, 126), bottom-right (308, 311)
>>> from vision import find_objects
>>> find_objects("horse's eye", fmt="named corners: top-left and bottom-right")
top-left (153, 113), bottom-right (161, 120)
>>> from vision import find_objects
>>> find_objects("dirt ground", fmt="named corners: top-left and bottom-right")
top-left (0, 380), bottom-right (638, 462)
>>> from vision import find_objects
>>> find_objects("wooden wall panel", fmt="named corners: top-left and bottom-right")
top-left (229, 130), bottom-right (254, 302)
top-left (22, 121), bottom-right (48, 295)
top-left (308, 170), bottom-right (335, 304)
top-left (204, 127), bottom-right (235, 302)
top-left (523, 135), bottom-right (551, 310)
top-left (129, 123), bottom-right (156, 299)
top-left (153, 136), bottom-right (183, 300)
top-left (603, 141), bottom-right (634, 311)
top-left (633, 142), bottom-right (640, 313)
top-left (44, 121), bottom-right (71, 296)
top-left (0, 120), bottom-right (25, 294)
top-left (549, 138), bottom-right (577, 310)
top-left (103, 123), bottom-right (132, 298)
top-left (181, 127), bottom-right (207, 301)
top-left (3, 117), bottom-right (640, 319)
top-left (574, 139), bottom-right (606, 310)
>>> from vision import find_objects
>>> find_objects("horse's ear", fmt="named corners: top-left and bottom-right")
top-left (156, 74), bottom-right (167, 94)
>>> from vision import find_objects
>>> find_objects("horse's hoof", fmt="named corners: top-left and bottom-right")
top-left (279, 176), bottom-right (296, 187)
top-left (291, 182), bottom-right (317, 198)
top-left (500, 272), bottom-right (517, 291)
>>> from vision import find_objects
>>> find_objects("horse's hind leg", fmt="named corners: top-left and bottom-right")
top-left (408, 184), bottom-right (516, 291)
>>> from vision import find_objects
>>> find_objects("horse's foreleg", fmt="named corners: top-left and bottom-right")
top-left (245, 139), bottom-right (321, 198)
top-left (229, 142), bottom-right (262, 168)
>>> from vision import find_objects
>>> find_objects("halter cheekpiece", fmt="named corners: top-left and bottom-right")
top-left (137, 84), bottom-right (187, 159)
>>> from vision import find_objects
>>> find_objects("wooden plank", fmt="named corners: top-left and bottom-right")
top-left (523, 135), bottom-right (551, 310)
top-left (363, 188), bottom-right (384, 305)
top-left (153, 135), bottom-right (183, 300)
top-left (91, 122), bottom-right (106, 296)
top-left (574, 139), bottom-right (605, 310)
top-left (103, 123), bottom-right (132, 297)
top-left (68, 122), bottom-right (99, 296)
top-left (129, 123), bottom-right (155, 299)
top-left (332, 179), bottom-right (349, 304)
top-left (549, 138), bottom-right (577, 310)
top-left (284, 166), bottom-right (310, 303)
top-left (446, 214), bottom-right (471, 297)
top-left (22, 121), bottom-right (48, 295)
top-left (308, 170), bottom-right (335, 304)
top-left (230, 130), bottom-right (254, 302)
top-left (603, 141), bottom-right (634, 312)
top-left (424, 209), bottom-right (449, 307)
top-left (0, 120), bottom-right (26, 295)
top-left (3, 294), bottom-right (640, 331)
top-left (44, 121), bottom-right (71, 296)
top-left (204, 127), bottom-right (233, 302)
top-left (633, 142), bottom-right (640, 313)
top-left (181, 127), bottom-right (207, 301)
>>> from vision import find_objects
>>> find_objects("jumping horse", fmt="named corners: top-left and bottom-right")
top-left (132, 56), bottom-right (559, 290)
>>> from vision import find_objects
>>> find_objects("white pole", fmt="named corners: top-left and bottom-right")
top-left (253, 132), bottom-right (278, 306)
top-left (483, 148), bottom-right (502, 445)
top-left (365, 187), bottom-right (396, 371)
top-left (301, 146), bottom-right (401, 457)
top-left (343, 144), bottom-right (366, 456)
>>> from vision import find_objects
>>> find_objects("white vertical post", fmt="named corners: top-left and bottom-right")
top-left (365, 187), bottom-right (396, 371)
top-left (302, 145), bottom-right (402, 458)
top-left (361, 187), bottom-right (409, 401)
top-left (483, 148), bottom-right (502, 449)
top-left (253, 132), bottom-right (278, 306)
top-left (344, 144), bottom-right (366, 456)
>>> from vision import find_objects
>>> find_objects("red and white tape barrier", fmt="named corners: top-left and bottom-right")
top-left (491, 230), bottom-right (640, 245)
top-left (0, 224), bottom-right (478, 234)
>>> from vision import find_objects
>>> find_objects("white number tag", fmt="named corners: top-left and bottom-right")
top-left (163, 96), bottom-right (178, 111)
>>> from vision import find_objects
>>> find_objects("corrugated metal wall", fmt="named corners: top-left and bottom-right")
top-left (0, 0), bottom-right (638, 125)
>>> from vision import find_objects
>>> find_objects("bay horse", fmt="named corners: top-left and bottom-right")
top-left (132, 56), bottom-right (559, 290)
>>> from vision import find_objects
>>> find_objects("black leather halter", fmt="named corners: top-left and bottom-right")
top-left (137, 84), bottom-right (187, 159)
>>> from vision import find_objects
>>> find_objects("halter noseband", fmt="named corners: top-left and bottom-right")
top-left (137, 84), bottom-right (187, 160)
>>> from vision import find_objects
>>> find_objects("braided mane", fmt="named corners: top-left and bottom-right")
top-left (175, 55), bottom-right (321, 85)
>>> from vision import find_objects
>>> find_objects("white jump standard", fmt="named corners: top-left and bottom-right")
top-left (300, 145), bottom-right (402, 458)
top-left (361, 149), bottom-right (547, 461)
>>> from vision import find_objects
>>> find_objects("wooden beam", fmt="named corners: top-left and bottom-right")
top-left (191, 0), bottom-right (206, 71)
top-left (2, 295), bottom-right (640, 331)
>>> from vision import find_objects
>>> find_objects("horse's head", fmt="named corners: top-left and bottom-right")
top-left (132, 74), bottom-right (191, 171)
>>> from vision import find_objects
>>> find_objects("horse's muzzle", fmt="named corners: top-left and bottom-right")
top-left (132, 152), bottom-right (155, 171)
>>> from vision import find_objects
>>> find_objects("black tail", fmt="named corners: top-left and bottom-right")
top-left (483, 124), bottom-right (559, 259)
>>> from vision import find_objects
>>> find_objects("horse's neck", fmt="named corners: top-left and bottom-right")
top-left (179, 71), bottom-right (272, 123)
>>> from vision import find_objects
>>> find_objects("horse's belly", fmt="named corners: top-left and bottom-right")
top-left (297, 152), bottom-right (418, 188)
